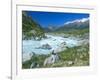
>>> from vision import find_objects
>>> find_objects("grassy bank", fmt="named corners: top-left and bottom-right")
top-left (22, 43), bottom-right (89, 69)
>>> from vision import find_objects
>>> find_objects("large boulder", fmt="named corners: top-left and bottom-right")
top-left (43, 52), bottom-right (59, 66)
top-left (30, 62), bottom-right (39, 68)
top-left (36, 43), bottom-right (52, 50)
top-left (41, 44), bottom-right (52, 49)
top-left (60, 42), bottom-right (67, 48)
top-left (62, 41), bottom-right (66, 45)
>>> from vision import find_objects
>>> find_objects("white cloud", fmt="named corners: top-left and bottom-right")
top-left (64, 17), bottom-right (89, 25)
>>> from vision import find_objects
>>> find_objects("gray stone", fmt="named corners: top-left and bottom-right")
top-left (30, 62), bottom-right (40, 68)
top-left (43, 51), bottom-right (59, 66)
top-left (39, 44), bottom-right (52, 50)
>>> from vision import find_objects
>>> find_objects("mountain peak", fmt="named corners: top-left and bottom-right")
top-left (64, 18), bottom-right (89, 25)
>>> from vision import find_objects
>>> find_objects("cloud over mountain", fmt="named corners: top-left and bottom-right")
top-left (64, 17), bottom-right (89, 25)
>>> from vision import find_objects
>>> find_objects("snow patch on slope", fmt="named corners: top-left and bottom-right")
top-left (64, 18), bottom-right (89, 25)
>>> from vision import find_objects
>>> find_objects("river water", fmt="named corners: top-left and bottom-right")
top-left (22, 35), bottom-right (79, 61)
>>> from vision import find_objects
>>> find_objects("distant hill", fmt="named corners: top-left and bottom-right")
top-left (44, 26), bottom-right (58, 32)
top-left (22, 11), bottom-right (45, 40)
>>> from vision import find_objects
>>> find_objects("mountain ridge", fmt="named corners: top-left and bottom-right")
top-left (55, 18), bottom-right (89, 32)
top-left (22, 11), bottom-right (45, 40)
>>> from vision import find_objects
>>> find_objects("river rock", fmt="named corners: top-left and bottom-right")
top-left (37, 43), bottom-right (52, 50)
top-left (30, 62), bottom-right (40, 68)
top-left (43, 51), bottom-right (59, 66)
top-left (42, 44), bottom-right (52, 49)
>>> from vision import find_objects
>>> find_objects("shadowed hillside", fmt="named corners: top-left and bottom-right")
top-left (22, 11), bottom-right (45, 40)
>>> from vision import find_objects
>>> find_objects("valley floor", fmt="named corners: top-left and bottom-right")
top-left (22, 32), bottom-right (89, 69)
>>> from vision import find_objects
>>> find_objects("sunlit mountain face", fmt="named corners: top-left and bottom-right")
top-left (43, 17), bottom-right (89, 32)
top-left (64, 17), bottom-right (89, 25)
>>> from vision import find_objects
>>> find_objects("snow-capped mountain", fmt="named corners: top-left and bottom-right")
top-left (64, 18), bottom-right (89, 25)
top-left (55, 17), bottom-right (89, 32)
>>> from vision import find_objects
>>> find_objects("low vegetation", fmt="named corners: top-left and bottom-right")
top-left (22, 11), bottom-right (45, 40)
top-left (22, 43), bottom-right (89, 69)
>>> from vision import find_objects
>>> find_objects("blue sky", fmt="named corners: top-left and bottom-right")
top-left (26, 11), bottom-right (89, 28)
